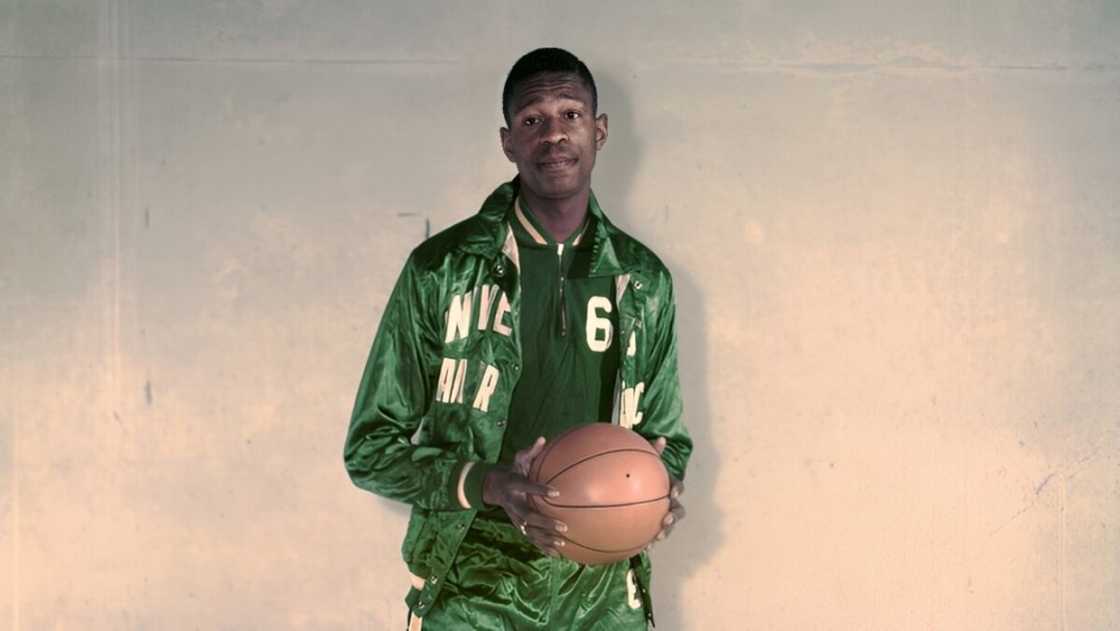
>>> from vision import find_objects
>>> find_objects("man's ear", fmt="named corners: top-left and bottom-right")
top-left (499, 127), bottom-right (515, 162)
top-left (595, 113), bottom-right (608, 151)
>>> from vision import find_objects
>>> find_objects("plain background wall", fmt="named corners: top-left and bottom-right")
top-left (3, 1), bottom-right (1119, 629)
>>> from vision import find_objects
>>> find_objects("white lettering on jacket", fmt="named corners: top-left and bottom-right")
top-left (472, 363), bottom-right (500, 412)
top-left (444, 293), bottom-right (472, 343)
top-left (626, 569), bottom-right (641, 609)
top-left (476, 284), bottom-right (497, 331)
top-left (492, 292), bottom-right (512, 336)
top-left (619, 381), bottom-right (645, 429)
top-left (444, 287), bottom-right (512, 342)
top-left (585, 296), bottom-right (613, 352)
top-left (436, 357), bottom-right (468, 404)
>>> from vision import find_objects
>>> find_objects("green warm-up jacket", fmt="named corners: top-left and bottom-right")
top-left (343, 177), bottom-right (692, 621)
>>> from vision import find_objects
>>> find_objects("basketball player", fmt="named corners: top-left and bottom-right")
top-left (344, 48), bottom-right (692, 630)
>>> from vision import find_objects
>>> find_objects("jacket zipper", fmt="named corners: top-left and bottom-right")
top-left (557, 243), bottom-right (567, 336)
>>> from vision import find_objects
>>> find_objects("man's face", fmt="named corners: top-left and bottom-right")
top-left (500, 72), bottom-right (608, 202)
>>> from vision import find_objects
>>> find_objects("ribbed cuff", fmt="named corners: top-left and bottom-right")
top-left (463, 462), bottom-right (500, 509)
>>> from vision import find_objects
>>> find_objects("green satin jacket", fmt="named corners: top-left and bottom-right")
top-left (344, 178), bottom-right (692, 622)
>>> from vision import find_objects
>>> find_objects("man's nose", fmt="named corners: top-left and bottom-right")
top-left (540, 117), bottom-right (567, 144)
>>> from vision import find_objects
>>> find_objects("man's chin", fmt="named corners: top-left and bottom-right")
top-left (522, 173), bottom-right (585, 200)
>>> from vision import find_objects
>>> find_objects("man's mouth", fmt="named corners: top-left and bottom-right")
top-left (538, 156), bottom-right (577, 171)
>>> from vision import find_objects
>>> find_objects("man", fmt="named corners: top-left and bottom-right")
top-left (344, 48), bottom-right (691, 630)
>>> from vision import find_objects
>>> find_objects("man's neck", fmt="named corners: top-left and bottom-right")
top-left (518, 187), bottom-right (590, 243)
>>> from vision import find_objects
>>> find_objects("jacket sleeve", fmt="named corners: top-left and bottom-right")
top-left (343, 254), bottom-right (473, 510)
top-left (633, 269), bottom-right (693, 482)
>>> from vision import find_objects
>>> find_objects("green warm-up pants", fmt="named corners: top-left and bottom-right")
top-left (406, 516), bottom-right (650, 630)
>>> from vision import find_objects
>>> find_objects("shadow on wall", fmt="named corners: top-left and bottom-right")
top-left (595, 70), bottom-right (726, 631)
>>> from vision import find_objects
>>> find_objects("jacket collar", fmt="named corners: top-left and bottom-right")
top-left (456, 177), bottom-right (628, 276)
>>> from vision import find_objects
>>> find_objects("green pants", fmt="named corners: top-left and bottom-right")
top-left (407, 515), bottom-right (650, 630)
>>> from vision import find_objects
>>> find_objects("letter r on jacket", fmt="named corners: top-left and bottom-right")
top-left (472, 363), bottom-right (500, 412)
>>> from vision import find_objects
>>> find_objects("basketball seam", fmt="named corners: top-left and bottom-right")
top-left (542, 448), bottom-right (661, 485)
top-left (563, 539), bottom-right (651, 555)
top-left (542, 494), bottom-right (670, 509)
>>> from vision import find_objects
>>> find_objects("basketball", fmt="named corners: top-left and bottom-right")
top-left (528, 423), bottom-right (671, 565)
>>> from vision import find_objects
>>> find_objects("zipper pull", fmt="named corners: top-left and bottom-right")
top-left (558, 243), bottom-right (567, 336)
top-left (560, 292), bottom-right (567, 336)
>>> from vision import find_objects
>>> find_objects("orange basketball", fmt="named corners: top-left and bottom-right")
top-left (529, 423), bottom-right (670, 565)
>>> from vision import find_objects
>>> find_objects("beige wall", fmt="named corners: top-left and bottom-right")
top-left (3, 1), bottom-right (1119, 629)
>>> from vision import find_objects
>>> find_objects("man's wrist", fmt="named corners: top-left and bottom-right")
top-left (464, 462), bottom-right (500, 508)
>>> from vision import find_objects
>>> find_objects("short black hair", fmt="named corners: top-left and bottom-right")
top-left (501, 47), bottom-right (598, 126)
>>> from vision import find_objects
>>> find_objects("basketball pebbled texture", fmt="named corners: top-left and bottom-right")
top-left (529, 423), bottom-right (670, 565)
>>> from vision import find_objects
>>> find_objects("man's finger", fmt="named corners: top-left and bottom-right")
top-left (508, 477), bottom-right (558, 498)
top-left (505, 505), bottom-right (527, 529)
top-left (523, 511), bottom-right (567, 534)
top-left (526, 525), bottom-right (567, 544)
top-left (651, 436), bottom-right (667, 455)
top-left (661, 504), bottom-right (685, 527)
top-left (527, 532), bottom-right (567, 556)
top-left (513, 436), bottom-right (547, 475)
top-left (515, 436), bottom-right (546, 463)
top-left (672, 504), bottom-right (686, 523)
top-left (651, 502), bottom-right (686, 543)
top-left (526, 436), bottom-right (546, 458)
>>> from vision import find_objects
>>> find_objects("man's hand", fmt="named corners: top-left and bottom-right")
top-left (482, 436), bottom-right (569, 557)
top-left (650, 436), bottom-right (686, 545)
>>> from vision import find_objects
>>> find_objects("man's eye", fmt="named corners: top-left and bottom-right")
top-left (566, 111), bottom-right (581, 120)
top-left (522, 117), bottom-right (539, 127)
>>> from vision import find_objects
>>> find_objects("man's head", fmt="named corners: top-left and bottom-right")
top-left (501, 48), bottom-right (597, 126)
top-left (500, 48), bottom-right (608, 203)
